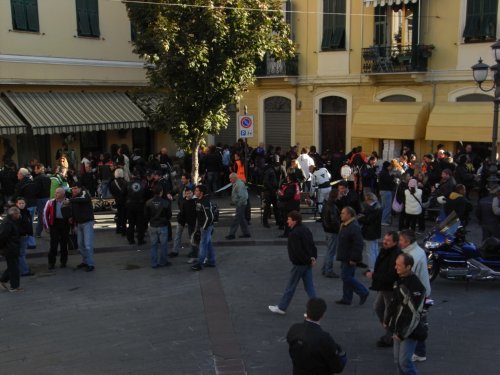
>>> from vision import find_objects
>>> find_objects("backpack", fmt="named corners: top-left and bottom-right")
top-left (210, 201), bottom-right (220, 223)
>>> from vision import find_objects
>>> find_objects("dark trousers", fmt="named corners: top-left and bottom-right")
top-left (116, 204), bottom-right (127, 234)
top-left (127, 203), bottom-right (145, 243)
top-left (404, 213), bottom-right (419, 231)
top-left (1, 254), bottom-right (20, 289)
top-left (48, 218), bottom-right (70, 266)
top-left (263, 192), bottom-right (279, 225)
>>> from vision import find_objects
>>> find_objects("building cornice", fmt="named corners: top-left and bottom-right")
top-left (0, 54), bottom-right (145, 68)
top-left (0, 79), bottom-right (147, 87)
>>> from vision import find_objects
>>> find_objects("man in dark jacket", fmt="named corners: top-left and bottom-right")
top-left (33, 163), bottom-right (51, 238)
top-left (171, 186), bottom-right (197, 259)
top-left (0, 206), bottom-right (22, 292)
top-left (15, 167), bottom-right (38, 249)
top-left (357, 192), bottom-right (382, 273)
top-left (262, 161), bottom-right (279, 228)
top-left (144, 185), bottom-right (172, 268)
top-left (336, 181), bottom-right (361, 214)
top-left (366, 231), bottom-right (401, 348)
top-left (269, 211), bottom-right (317, 315)
top-left (70, 183), bottom-right (95, 272)
top-left (378, 161), bottom-right (396, 226)
top-left (191, 185), bottom-right (216, 271)
top-left (385, 253), bottom-right (426, 375)
top-left (126, 174), bottom-right (147, 245)
top-left (335, 206), bottom-right (369, 306)
top-left (287, 298), bottom-right (345, 375)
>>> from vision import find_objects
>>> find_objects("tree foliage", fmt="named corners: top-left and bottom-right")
top-left (127, 0), bottom-right (294, 181)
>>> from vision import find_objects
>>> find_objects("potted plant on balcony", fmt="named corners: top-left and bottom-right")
top-left (419, 44), bottom-right (435, 58)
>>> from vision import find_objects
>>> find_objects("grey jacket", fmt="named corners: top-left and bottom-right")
top-left (231, 179), bottom-right (248, 207)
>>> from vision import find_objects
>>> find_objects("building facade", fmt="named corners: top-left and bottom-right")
top-left (234, 0), bottom-right (500, 161)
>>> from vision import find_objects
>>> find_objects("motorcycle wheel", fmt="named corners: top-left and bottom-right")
top-left (428, 255), bottom-right (439, 282)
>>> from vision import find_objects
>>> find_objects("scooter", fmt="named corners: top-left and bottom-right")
top-left (423, 212), bottom-right (500, 282)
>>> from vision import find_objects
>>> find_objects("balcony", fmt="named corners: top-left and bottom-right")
top-left (255, 54), bottom-right (299, 77)
top-left (362, 44), bottom-right (433, 74)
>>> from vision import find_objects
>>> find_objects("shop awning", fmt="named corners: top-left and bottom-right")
top-left (426, 103), bottom-right (495, 142)
top-left (0, 98), bottom-right (26, 135)
top-left (4, 92), bottom-right (148, 135)
top-left (352, 102), bottom-right (429, 140)
top-left (364, 0), bottom-right (418, 6)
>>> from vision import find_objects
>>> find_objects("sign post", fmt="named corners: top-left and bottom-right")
top-left (238, 115), bottom-right (254, 139)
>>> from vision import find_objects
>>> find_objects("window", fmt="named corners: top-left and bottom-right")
top-left (76, 0), bottom-right (100, 37)
top-left (463, 0), bottom-right (498, 42)
top-left (11, 0), bottom-right (39, 32)
top-left (321, 0), bottom-right (346, 51)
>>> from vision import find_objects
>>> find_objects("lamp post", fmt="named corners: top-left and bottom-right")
top-left (471, 40), bottom-right (500, 189)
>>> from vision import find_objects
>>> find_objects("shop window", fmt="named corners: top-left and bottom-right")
top-left (76, 0), bottom-right (100, 37)
top-left (321, 0), bottom-right (346, 50)
top-left (11, 0), bottom-right (39, 32)
top-left (463, 0), bottom-right (498, 43)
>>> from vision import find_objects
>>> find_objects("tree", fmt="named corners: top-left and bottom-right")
top-left (127, 0), bottom-right (294, 183)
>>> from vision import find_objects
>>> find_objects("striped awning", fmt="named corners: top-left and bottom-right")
top-left (364, 0), bottom-right (418, 6)
top-left (4, 92), bottom-right (148, 135)
top-left (0, 98), bottom-right (26, 135)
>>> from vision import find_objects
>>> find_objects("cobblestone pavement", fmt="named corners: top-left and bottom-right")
top-left (0, 193), bottom-right (498, 374)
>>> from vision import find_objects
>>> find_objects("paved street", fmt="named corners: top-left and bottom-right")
top-left (1, 195), bottom-right (499, 374)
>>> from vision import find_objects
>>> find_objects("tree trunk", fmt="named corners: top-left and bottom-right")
top-left (191, 140), bottom-right (200, 185)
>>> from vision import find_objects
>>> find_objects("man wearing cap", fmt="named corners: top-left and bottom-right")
top-left (70, 182), bottom-right (95, 272)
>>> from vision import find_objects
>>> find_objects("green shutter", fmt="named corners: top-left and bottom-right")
top-left (11, 0), bottom-right (28, 31)
top-left (25, 0), bottom-right (39, 32)
top-left (76, 0), bottom-right (99, 37)
top-left (87, 0), bottom-right (100, 37)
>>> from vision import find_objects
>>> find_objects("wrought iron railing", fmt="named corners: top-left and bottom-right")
top-left (255, 54), bottom-right (299, 77)
top-left (361, 44), bottom-right (433, 74)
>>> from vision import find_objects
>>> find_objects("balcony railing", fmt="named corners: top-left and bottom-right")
top-left (255, 54), bottom-right (299, 77)
top-left (362, 44), bottom-right (433, 74)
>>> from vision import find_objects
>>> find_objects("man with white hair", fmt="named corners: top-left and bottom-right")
top-left (15, 167), bottom-right (38, 249)
top-left (225, 173), bottom-right (251, 239)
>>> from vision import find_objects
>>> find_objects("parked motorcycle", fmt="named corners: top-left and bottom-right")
top-left (423, 212), bottom-right (500, 282)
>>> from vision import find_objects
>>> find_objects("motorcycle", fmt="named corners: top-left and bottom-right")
top-left (423, 212), bottom-right (500, 282)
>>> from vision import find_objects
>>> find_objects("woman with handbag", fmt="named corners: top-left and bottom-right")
top-left (404, 179), bottom-right (423, 232)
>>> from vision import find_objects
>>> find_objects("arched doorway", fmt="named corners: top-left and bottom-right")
top-left (320, 96), bottom-right (346, 152)
top-left (264, 96), bottom-right (291, 150)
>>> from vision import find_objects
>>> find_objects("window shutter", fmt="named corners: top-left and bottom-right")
top-left (25, 0), bottom-right (39, 32)
top-left (76, 0), bottom-right (99, 37)
top-left (11, 0), bottom-right (28, 31)
top-left (88, 0), bottom-right (100, 37)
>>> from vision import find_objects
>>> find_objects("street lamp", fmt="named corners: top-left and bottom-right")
top-left (471, 40), bottom-right (500, 189)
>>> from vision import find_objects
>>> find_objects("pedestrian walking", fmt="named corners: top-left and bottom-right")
top-left (33, 163), bottom-right (51, 238)
top-left (70, 183), bottom-right (95, 272)
top-left (357, 192), bottom-right (382, 273)
top-left (225, 173), bottom-right (251, 239)
top-left (144, 185), bottom-right (172, 268)
top-left (171, 186), bottom-right (197, 259)
top-left (0, 207), bottom-right (22, 292)
top-left (269, 211), bottom-right (317, 315)
top-left (335, 206), bottom-right (369, 306)
top-left (385, 253), bottom-right (426, 375)
top-left (15, 197), bottom-right (34, 276)
top-left (125, 173), bottom-right (147, 245)
top-left (190, 185), bottom-right (216, 271)
top-left (43, 187), bottom-right (71, 269)
top-left (321, 189), bottom-right (340, 279)
top-left (287, 298), bottom-right (346, 374)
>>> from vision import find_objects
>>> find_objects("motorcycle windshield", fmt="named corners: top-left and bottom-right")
top-left (436, 211), bottom-right (461, 236)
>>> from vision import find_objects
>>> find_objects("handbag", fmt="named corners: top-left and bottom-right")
top-left (392, 185), bottom-right (403, 213)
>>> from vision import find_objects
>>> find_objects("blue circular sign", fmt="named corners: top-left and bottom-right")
top-left (240, 116), bottom-right (252, 128)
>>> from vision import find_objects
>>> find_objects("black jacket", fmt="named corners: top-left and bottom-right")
top-left (126, 178), bottom-right (146, 204)
top-left (177, 198), bottom-right (197, 227)
top-left (370, 245), bottom-right (401, 292)
top-left (287, 224), bottom-right (317, 265)
top-left (144, 196), bottom-right (172, 228)
top-left (196, 196), bottom-right (214, 230)
top-left (34, 173), bottom-right (51, 199)
top-left (15, 177), bottom-right (39, 207)
top-left (336, 219), bottom-right (364, 263)
top-left (378, 168), bottom-right (395, 191)
top-left (358, 201), bottom-right (382, 240)
top-left (109, 177), bottom-right (127, 205)
top-left (70, 189), bottom-right (95, 224)
top-left (18, 207), bottom-right (33, 236)
top-left (336, 189), bottom-right (361, 214)
top-left (0, 215), bottom-right (20, 257)
top-left (287, 320), bottom-right (344, 375)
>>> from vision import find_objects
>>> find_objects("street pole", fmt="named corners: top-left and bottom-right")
top-left (490, 65), bottom-right (500, 189)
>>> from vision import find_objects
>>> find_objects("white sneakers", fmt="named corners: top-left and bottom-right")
top-left (268, 305), bottom-right (286, 315)
top-left (411, 354), bottom-right (427, 362)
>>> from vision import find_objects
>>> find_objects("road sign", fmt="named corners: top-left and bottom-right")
top-left (238, 115), bottom-right (254, 138)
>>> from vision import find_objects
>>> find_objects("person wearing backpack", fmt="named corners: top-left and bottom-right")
top-left (321, 189), bottom-right (340, 279)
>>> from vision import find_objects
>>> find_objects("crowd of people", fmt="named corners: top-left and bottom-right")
top-left (0, 139), bottom-right (498, 374)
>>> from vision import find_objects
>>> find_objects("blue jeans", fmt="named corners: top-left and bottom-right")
top-left (322, 233), bottom-right (338, 274)
top-left (394, 338), bottom-right (418, 375)
top-left (340, 262), bottom-right (369, 303)
top-left (149, 226), bottom-right (168, 267)
top-left (380, 190), bottom-right (393, 224)
top-left (364, 239), bottom-right (380, 272)
top-left (36, 198), bottom-right (49, 236)
top-left (18, 236), bottom-right (30, 275)
top-left (77, 221), bottom-right (95, 266)
top-left (27, 206), bottom-right (36, 247)
top-left (278, 265), bottom-right (316, 311)
top-left (197, 225), bottom-right (215, 267)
